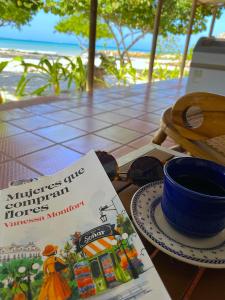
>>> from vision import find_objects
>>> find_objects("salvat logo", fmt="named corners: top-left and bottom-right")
top-left (79, 224), bottom-right (114, 249)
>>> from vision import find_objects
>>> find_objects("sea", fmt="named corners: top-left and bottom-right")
top-left (0, 35), bottom-right (204, 59)
top-left (0, 37), bottom-right (151, 56)
top-left (0, 37), bottom-right (85, 56)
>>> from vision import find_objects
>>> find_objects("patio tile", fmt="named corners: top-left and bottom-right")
top-left (0, 122), bottom-right (24, 137)
top-left (70, 106), bottom-right (105, 116)
top-left (95, 126), bottom-right (143, 144)
top-left (0, 132), bottom-right (53, 158)
top-left (67, 117), bottom-right (110, 133)
top-left (119, 119), bottom-right (158, 134)
top-left (0, 152), bottom-right (10, 163)
top-left (152, 109), bottom-right (165, 115)
top-left (34, 124), bottom-right (86, 143)
top-left (151, 104), bottom-right (169, 111)
top-left (50, 100), bottom-right (83, 109)
top-left (128, 135), bottom-right (152, 149)
top-left (73, 94), bottom-right (90, 101)
top-left (155, 97), bottom-right (175, 105)
top-left (0, 160), bottom-right (40, 189)
top-left (132, 101), bottom-right (160, 109)
top-left (23, 104), bottom-right (60, 114)
top-left (44, 110), bottom-right (82, 122)
top-left (111, 145), bottom-right (134, 159)
top-left (9, 116), bottom-right (57, 131)
top-left (156, 100), bottom-right (172, 107)
top-left (91, 98), bottom-right (108, 104)
top-left (138, 113), bottom-right (161, 125)
top-left (146, 95), bottom-right (158, 102)
top-left (130, 103), bottom-right (167, 113)
top-left (94, 112), bottom-right (130, 124)
top-left (92, 103), bottom-right (120, 111)
top-left (64, 134), bottom-right (121, 154)
top-left (122, 96), bottom-right (146, 103)
top-left (105, 92), bottom-right (123, 99)
top-left (108, 100), bottom-right (131, 107)
top-left (19, 145), bottom-right (82, 175)
top-left (164, 99), bottom-right (176, 105)
top-left (148, 101), bottom-right (170, 109)
top-left (114, 108), bottom-right (145, 118)
top-left (93, 89), bottom-right (109, 97)
top-left (0, 109), bottom-right (33, 121)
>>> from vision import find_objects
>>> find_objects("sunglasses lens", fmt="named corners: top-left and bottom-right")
top-left (127, 156), bottom-right (163, 186)
top-left (95, 151), bottom-right (118, 181)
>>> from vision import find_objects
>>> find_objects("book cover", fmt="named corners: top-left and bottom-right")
top-left (0, 151), bottom-right (170, 300)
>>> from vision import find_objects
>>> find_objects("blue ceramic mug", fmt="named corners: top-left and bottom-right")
top-left (161, 157), bottom-right (225, 237)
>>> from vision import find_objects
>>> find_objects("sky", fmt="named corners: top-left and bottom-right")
top-left (0, 9), bottom-right (225, 51)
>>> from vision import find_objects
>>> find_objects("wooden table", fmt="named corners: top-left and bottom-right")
top-left (114, 144), bottom-right (225, 300)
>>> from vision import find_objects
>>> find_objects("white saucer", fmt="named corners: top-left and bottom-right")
top-left (131, 181), bottom-right (225, 268)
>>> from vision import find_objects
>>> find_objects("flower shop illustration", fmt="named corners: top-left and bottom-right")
top-left (0, 200), bottom-right (145, 300)
top-left (72, 222), bottom-right (144, 298)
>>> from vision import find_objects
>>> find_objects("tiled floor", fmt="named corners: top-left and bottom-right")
top-left (0, 79), bottom-right (186, 188)
top-left (64, 134), bottom-right (121, 153)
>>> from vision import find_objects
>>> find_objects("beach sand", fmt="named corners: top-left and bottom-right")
top-left (0, 49), bottom-right (187, 101)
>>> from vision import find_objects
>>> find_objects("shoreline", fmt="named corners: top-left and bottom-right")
top-left (0, 48), bottom-right (184, 73)
top-left (0, 48), bottom-right (182, 60)
top-left (0, 48), bottom-right (70, 60)
top-left (0, 48), bottom-right (189, 101)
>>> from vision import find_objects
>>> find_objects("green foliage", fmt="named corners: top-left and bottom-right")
top-left (55, 14), bottom-right (113, 40)
top-left (0, 61), bottom-right (9, 72)
top-left (0, 53), bottom-right (190, 100)
top-left (63, 56), bottom-right (87, 91)
top-left (16, 56), bottom-right (68, 97)
top-left (0, 257), bottom-right (43, 300)
top-left (151, 64), bottom-right (188, 81)
top-left (13, 53), bottom-right (188, 97)
top-left (47, 0), bottom-right (222, 36)
top-left (187, 47), bottom-right (194, 61)
top-left (15, 55), bottom-right (88, 97)
top-left (99, 54), bottom-right (138, 86)
top-left (153, 64), bottom-right (179, 81)
top-left (15, 0), bottom-right (42, 9)
top-left (116, 214), bottom-right (135, 235)
top-left (0, 60), bottom-right (10, 103)
top-left (157, 35), bottom-right (181, 55)
top-left (46, 0), bottom-right (222, 65)
top-left (59, 241), bottom-right (78, 281)
top-left (140, 64), bottom-right (184, 82)
top-left (0, 0), bottom-right (39, 28)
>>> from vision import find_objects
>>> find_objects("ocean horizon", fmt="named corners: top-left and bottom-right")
top-left (0, 35), bottom-right (208, 58)
top-left (0, 37), bottom-right (153, 56)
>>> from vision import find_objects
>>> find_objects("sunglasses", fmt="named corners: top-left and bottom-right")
top-left (95, 151), bottom-right (163, 187)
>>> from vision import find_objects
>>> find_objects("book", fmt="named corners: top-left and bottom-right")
top-left (0, 151), bottom-right (170, 300)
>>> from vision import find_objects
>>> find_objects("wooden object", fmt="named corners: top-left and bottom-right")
top-left (209, 6), bottom-right (217, 37)
top-left (87, 0), bottom-right (98, 92)
top-left (148, 0), bottom-right (163, 82)
top-left (180, 0), bottom-right (197, 79)
top-left (152, 92), bottom-right (225, 165)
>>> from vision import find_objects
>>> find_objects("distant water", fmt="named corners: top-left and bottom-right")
top-left (0, 37), bottom-right (151, 57)
top-left (0, 36), bottom-right (193, 56)
top-left (0, 37), bottom-right (84, 56)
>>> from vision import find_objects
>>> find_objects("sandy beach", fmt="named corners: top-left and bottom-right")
top-left (0, 48), bottom-right (187, 101)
